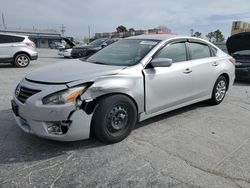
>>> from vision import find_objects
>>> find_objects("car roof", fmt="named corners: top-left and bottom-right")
top-left (127, 34), bottom-right (181, 41)
top-left (0, 32), bottom-right (28, 38)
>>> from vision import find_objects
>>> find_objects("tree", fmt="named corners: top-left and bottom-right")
top-left (214, 29), bottom-right (225, 42)
top-left (206, 30), bottom-right (225, 42)
top-left (128, 28), bottom-right (135, 33)
top-left (116, 25), bottom-right (127, 33)
top-left (206, 32), bottom-right (214, 42)
top-left (192, 31), bottom-right (202, 38)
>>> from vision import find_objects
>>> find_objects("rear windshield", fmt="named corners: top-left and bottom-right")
top-left (89, 39), bottom-right (107, 46)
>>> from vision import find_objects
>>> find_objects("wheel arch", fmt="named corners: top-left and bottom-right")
top-left (83, 92), bottom-right (139, 117)
top-left (14, 51), bottom-right (31, 60)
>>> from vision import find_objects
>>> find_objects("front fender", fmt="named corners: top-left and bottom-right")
top-left (81, 73), bottom-right (144, 114)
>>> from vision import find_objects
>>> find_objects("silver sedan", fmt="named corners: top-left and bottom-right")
top-left (12, 34), bottom-right (235, 143)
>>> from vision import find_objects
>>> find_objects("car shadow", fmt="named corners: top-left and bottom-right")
top-left (0, 63), bottom-right (16, 68)
top-left (135, 101), bottom-right (208, 130)
top-left (234, 80), bottom-right (250, 86)
top-left (0, 110), bottom-right (105, 165)
top-left (0, 101), bottom-right (208, 165)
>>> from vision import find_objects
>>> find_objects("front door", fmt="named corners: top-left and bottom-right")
top-left (143, 41), bottom-right (193, 114)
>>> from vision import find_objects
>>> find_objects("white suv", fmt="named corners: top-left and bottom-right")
top-left (0, 33), bottom-right (38, 67)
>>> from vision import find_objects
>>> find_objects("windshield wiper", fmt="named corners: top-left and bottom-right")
top-left (87, 60), bottom-right (106, 65)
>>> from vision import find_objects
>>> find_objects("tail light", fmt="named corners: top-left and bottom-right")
top-left (25, 42), bottom-right (36, 49)
top-left (229, 58), bottom-right (235, 65)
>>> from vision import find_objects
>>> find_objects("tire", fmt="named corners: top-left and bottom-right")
top-left (92, 95), bottom-right (137, 144)
top-left (14, 54), bottom-right (30, 67)
top-left (209, 76), bottom-right (228, 105)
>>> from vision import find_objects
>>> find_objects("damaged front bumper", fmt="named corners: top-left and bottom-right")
top-left (12, 80), bottom-right (93, 141)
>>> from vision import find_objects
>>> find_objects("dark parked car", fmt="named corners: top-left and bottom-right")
top-left (71, 38), bottom-right (118, 58)
top-left (227, 32), bottom-right (250, 81)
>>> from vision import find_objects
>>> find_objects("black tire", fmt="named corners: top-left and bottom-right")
top-left (92, 95), bottom-right (137, 144)
top-left (14, 54), bottom-right (30, 67)
top-left (209, 76), bottom-right (228, 105)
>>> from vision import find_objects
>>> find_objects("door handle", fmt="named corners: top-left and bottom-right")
top-left (212, 62), bottom-right (219, 66)
top-left (183, 68), bottom-right (192, 74)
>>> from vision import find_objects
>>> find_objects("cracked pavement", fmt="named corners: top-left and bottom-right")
top-left (0, 49), bottom-right (250, 188)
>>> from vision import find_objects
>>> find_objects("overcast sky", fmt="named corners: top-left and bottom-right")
top-left (1, 0), bottom-right (250, 39)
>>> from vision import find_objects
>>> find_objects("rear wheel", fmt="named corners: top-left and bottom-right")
top-left (92, 95), bottom-right (137, 144)
top-left (209, 76), bottom-right (227, 105)
top-left (14, 54), bottom-right (30, 67)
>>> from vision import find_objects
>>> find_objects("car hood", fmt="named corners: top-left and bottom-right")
top-left (226, 32), bottom-right (250, 54)
top-left (63, 38), bottom-right (75, 48)
top-left (25, 59), bottom-right (126, 84)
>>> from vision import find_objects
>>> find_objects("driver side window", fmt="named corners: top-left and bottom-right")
top-left (155, 42), bottom-right (187, 63)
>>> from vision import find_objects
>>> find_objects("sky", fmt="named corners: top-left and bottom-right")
top-left (1, 0), bottom-right (250, 40)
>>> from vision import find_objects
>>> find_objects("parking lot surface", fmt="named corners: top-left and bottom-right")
top-left (0, 49), bottom-right (250, 188)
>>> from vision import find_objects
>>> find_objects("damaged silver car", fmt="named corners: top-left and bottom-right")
top-left (12, 34), bottom-right (235, 143)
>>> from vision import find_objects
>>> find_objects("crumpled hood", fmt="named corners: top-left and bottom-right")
top-left (26, 59), bottom-right (126, 84)
top-left (227, 32), bottom-right (250, 54)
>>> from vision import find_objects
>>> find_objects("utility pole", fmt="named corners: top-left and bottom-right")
top-left (2, 13), bottom-right (6, 29)
top-left (60, 24), bottom-right (66, 36)
top-left (88, 25), bottom-right (91, 44)
top-left (190, 29), bottom-right (194, 36)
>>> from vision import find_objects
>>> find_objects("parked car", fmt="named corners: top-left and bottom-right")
top-left (12, 34), bottom-right (235, 143)
top-left (227, 32), bottom-right (250, 81)
top-left (0, 33), bottom-right (38, 67)
top-left (58, 48), bottom-right (72, 58)
top-left (58, 38), bottom-right (76, 58)
top-left (71, 38), bottom-right (118, 58)
top-left (50, 42), bottom-right (65, 49)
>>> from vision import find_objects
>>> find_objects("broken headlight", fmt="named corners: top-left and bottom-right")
top-left (42, 86), bottom-right (87, 105)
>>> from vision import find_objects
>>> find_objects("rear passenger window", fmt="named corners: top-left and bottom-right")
top-left (189, 42), bottom-right (211, 60)
top-left (0, 35), bottom-right (24, 43)
top-left (12, 36), bottom-right (24, 42)
top-left (155, 42), bottom-right (187, 63)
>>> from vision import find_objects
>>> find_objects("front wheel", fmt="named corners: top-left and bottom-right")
top-left (14, 54), bottom-right (30, 67)
top-left (209, 76), bottom-right (228, 105)
top-left (92, 95), bottom-right (137, 144)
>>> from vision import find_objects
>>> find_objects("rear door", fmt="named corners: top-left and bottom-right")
top-left (143, 40), bottom-right (194, 114)
top-left (187, 40), bottom-right (219, 98)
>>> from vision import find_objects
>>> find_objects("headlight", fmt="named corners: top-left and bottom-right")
top-left (42, 86), bottom-right (87, 105)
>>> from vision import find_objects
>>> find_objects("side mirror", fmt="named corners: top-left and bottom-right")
top-left (101, 42), bottom-right (108, 48)
top-left (151, 58), bottom-right (173, 67)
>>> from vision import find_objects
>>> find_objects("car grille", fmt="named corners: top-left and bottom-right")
top-left (17, 87), bottom-right (41, 103)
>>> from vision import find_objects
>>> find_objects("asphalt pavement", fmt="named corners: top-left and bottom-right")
top-left (0, 49), bottom-right (250, 188)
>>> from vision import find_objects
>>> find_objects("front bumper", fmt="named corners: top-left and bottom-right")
top-left (11, 80), bottom-right (93, 141)
top-left (31, 55), bottom-right (38, 60)
top-left (235, 67), bottom-right (250, 81)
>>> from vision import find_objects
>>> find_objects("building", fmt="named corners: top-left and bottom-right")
top-left (148, 25), bottom-right (171, 34)
top-left (231, 21), bottom-right (250, 36)
top-left (0, 27), bottom-right (62, 48)
top-left (94, 26), bottom-right (172, 39)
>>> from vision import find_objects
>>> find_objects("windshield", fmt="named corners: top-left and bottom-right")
top-left (85, 39), bottom-right (159, 66)
top-left (89, 39), bottom-right (107, 46)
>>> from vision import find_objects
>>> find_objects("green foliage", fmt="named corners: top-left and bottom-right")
top-left (116, 25), bottom-right (127, 33)
top-left (206, 30), bottom-right (225, 42)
